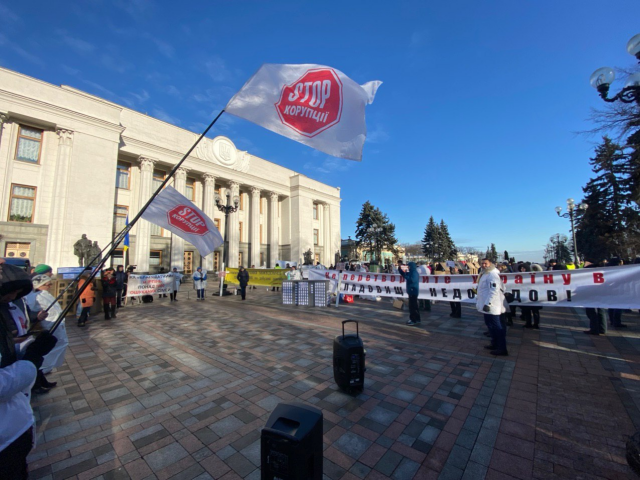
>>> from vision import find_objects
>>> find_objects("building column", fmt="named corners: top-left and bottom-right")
top-left (0, 112), bottom-right (8, 147)
top-left (269, 192), bottom-right (279, 268)
top-left (323, 203), bottom-right (332, 266)
top-left (170, 167), bottom-right (188, 270)
top-left (227, 181), bottom-right (240, 268)
top-left (202, 173), bottom-right (216, 272)
top-left (45, 129), bottom-right (74, 270)
top-left (250, 187), bottom-right (261, 268)
top-left (134, 157), bottom-right (156, 273)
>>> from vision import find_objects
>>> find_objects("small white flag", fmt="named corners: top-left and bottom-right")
top-left (225, 63), bottom-right (382, 161)
top-left (141, 186), bottom-right (223, 256)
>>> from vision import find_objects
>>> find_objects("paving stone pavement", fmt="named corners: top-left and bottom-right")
top-left (27, 290), bottom-right (640, 479)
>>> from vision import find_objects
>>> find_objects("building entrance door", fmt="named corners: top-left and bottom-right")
top-left (184, 251), bottom-right (194, 274)
top-left (238, 252), bottom-right (243, 267)
top-left (314, 253), bottom-right (320, 265)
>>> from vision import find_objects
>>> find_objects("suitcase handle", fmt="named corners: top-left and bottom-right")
top-left (342, 320), bottom-right (359, 338)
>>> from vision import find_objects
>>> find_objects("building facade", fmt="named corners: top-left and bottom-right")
top-left (0, 68), bottom-right (341, 274)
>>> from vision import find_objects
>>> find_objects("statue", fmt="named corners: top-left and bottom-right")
top-left (303, 249), bottom-right (313, 266)
top-left (88, 241), bottom-right (102, 267)
top-left (73, 234), bottom-right (92, 266)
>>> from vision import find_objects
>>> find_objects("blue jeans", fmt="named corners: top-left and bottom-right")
top-left (484, 314), bottom-right (507, 352)
top-left (197, 289), bottom-right (204, 299)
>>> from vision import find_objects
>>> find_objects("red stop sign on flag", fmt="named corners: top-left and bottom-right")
top-left (167, 206), bottom-right (209, 236)
top-left (275, 68), bottom-right (343, 137)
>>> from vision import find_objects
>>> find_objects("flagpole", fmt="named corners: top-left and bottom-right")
top-left (46, 110), bottom-right (226, 335)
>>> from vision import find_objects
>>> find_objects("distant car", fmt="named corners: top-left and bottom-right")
top-left (2, 257), bottom-right (31, 272)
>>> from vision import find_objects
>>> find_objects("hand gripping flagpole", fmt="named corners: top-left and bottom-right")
top-left (45, 110), bottom-right (226, 335)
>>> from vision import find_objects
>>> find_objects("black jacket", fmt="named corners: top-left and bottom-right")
top-left (102, 276), bottom-right (117, 298)
top-left (115, 271), bottom-right (128, 289)
top-left (237, 270), bottom-right (250, 286)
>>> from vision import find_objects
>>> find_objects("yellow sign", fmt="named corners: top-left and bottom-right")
top-left (226, 268), bottom-right (288, 286)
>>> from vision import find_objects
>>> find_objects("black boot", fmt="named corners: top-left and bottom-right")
top-left (104, 304), bottom-right (111, 320)
top-left (39, 370), bottom-right (57, 389)
top-left (111, 304), bottom-right (117, 319)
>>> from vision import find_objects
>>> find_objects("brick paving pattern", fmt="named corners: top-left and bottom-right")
top-left (27, 290), bottom-right (640, 479)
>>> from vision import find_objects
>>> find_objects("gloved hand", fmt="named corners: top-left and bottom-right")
top-left (482, 305), bottom-right (491, 313)
top-left (22, 332), bottom-right (58, 369)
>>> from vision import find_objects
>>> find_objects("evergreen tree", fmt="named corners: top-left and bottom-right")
top-left (421, 216), bottom-right (438, 260)
top-left (503, 250), bottom-right (509, 261)
top-left (485, 243), bottom-right (498, 263)
top-left (355, 201), bottom-right (398, 264)
top-left (439, 219), bottom-right (456, 260)
top-left (576, 137), bottom-right (640, 260)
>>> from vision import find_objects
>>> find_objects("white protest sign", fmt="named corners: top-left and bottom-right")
top-left (309, 265), bottom-right (640, 308)
top-left (127, 274), bottom-right (173, 297)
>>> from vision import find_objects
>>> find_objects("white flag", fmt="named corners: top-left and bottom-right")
top-left (141, 186), bottom-right (223, 256)
top-left (225, 64), bottom-right (382, 161)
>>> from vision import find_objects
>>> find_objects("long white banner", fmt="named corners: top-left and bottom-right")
top-left (127, 274), bottom-right (173, 297)
top-left (309, 265), bottom-right (640, 308)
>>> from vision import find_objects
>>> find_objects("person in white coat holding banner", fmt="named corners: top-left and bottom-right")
top-left (170, 268), bottom-right (183, 302)
top-left (476, 258), bottom-right (508, 356)
top-left (193, 267), bottom-right (207, 301)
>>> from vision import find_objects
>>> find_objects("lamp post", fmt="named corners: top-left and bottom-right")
top-left (589, 33), bottom-right (640, 104)
top-left (555, 198), bottom-right (588, 263)
top-left (215, 191), bottom-right (239, 294)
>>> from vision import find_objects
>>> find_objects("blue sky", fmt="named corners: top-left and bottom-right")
top-left (1, 0), bottom-right (639, 262)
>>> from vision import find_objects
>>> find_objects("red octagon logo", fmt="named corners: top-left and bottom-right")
top-left (167, 206), bottom-right (209, 236)
top-left (275, 68), bottom-right (343, 137)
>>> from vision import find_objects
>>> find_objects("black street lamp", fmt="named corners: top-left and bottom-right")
top-left (555, 198), bottom-right (588, 263)
top-left (215, 191), bottom-right (239, 272)
top-left (590, 33), bottom-right (640, 104)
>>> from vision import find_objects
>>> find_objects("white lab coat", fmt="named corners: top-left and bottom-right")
top-left (171, 272), bottom-right (183, 291)
top-left (0, 358), bottom-right (36, 453)
top-left (475, 268), bottom-right (506, 315)
top-left (28, 291), bottom-right (69, 372)
top-left (193, 271), bottom-right (207, 290)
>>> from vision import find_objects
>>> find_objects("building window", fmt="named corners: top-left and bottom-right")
top-left (260, 225), bottom-right (263, 244)
top-left (114, 205), bottom-right (128, 233)
top-left (151, 171), bottom-right (165, 236)
top-left (186, 178), bottom-right (195, 201)
top-left (313, 229), bottom-right (319, 246)
top-left (8, 184), bottom-right (36, 223)
top-left (116, 162), bottom-right (130, 189)
top-left (150, 250), bottom-right (162, 266)
top-left (313, 204), bottom-right (318, 220)
top-left (260, 199), bottom-right (263, 214)
top-left (112, 249), bottom-right (124, 267)
top-left (214, 219), bottom-right (221, 231)
top-left (4, 242), bottom-right (31, 258)
top-left (260, 252), bottom-right (264, 266)
top-left (16, 126), bottom-right (43, 163)
top-left (239, 222), bottom-right (243, 242)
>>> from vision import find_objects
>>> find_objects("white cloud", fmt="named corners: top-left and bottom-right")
top-left (100, 53), bottom-right (128, 73)
top-left (304, 156), bottom-right (354, 175)
top-left (61, 65), bottom-right (79, 75)
top-left (56, 29), bottom-right (95, 54)
top-left (152, 108), bottom-right (181, 125)
top-left (204, 56), bottom-right (234, 83)
top-left (11, 45), bottom-right (44, 66)
top-left (367, 125), bottom-right (389, 144)
top-left (0, 3), bottom-right (20, 25)
top-left (128, 89), bottom-right (150, 104)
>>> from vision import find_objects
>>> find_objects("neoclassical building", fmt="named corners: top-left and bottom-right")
top-left (0, 67), bottom-right (341, 274)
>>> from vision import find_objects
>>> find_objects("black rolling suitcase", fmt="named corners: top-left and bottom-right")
top-left (333, 320), bottom-right (365, 392)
